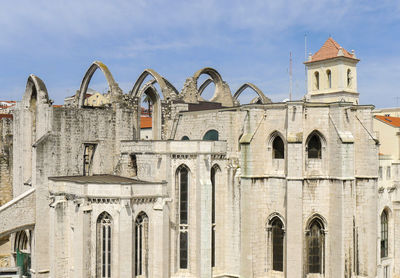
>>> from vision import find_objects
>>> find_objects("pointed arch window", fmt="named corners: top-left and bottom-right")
top-left (326, 70), bottom-right (332, 88)
top-left (314, 72), bottom-right (320, 90)
top-left (270, 217), bottom-right (284, 271)
top-left (178, 166), bottom-right (189, 269)
top-left (306, 218), bottom-right (325, 274)
top-left (135, 212), bottom-right (149, 277)
top-left (181, 136), bottom-right (190, 141)
top-left (307, 134), bottom-right (322, 159)
top-left (381, 210), bottom-right (388, 258)
top-left (97, 212), bottom-right (112, 278)
top-left (272, 136), bottom-right (284, 159)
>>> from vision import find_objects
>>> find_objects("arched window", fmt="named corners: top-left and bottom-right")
top-left (270, 217), bottom-right (284, 271)
top-left (307, 134), bottom-right (322, 159)
top-left (135, 212), bottom-right (149, 277)
top-left (347, 69), bottom-right (352, 87)
top-left (381, 210), bottom-right (388, 258)
top-left (314, 72), bottom-right (320, 90)
top-left (97, 212), bottom-right (112, 278)
top-left (326, 70), bottom-right (331, 88)
top-left (181, 136), bottom-right (190, 140)
top-left (306, 218), bottom-right (325, 274)
top-left (178, 166), bottom-right (189, 269)
top-left (272, 136), bottom-right (284, 159)
top-left (203, 129), bottom-right (219, 141)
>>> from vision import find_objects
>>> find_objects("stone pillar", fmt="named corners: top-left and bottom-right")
top-left (197, 154), bottom-right (212, 278)
top-left (153, 198), bottom-right (170, 277)
top-left (119, 198), bottom-right (133, 277)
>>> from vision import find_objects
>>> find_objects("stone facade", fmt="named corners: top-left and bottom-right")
top-left (0, 38), bottom-right (381, 278)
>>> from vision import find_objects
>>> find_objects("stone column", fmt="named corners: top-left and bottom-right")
top-left (153, 198), bottom-right (170, 278)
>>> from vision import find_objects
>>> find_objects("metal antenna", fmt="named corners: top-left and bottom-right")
top-left (289, 51), bottom-right (293, 101)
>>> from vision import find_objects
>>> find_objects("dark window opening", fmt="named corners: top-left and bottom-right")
top-left (272, 136), bottom-right (284, 159)
top-left (307, 219), bottom-right (324, 274)
top-left (83, 144), bottom-right (96, 176)
top-left (130, 154), bottom-right (137, 176)
top-left (347, 69), bottom-right (352, 87)
top-left (327, 70), bottom-right (332, 88)
top-left (181, 136), bottom-right (190, 140)
top-left (179, 232), bottom-right (188, 269)
top-left (381, 210), bottom-right (388, 258)
top-left (178, 166), bottom-right (189, 269)
top-left (314, 72), bottom-right (320, 90)
top-left (97, 212), bottom-right (112, 278)
top-left (135, 212), bottom-right (148, 276)
top-left (271, 217), bottom-right (284, 271)
top-left (203, 129), bottom-right (219, 141)
top-left (307, 134), bottom-right (322, 159)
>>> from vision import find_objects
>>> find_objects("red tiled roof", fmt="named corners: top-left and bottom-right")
top-left (0, 114), bottom-right (12, 119)
top-left (53, 105), bottom-right (63, 108)
top-left (375, 115), bottom-right (400, 127)
top-left (305, 37), bottom-right (358, 63)
top-left (140, 117), bottom-right (152, 128)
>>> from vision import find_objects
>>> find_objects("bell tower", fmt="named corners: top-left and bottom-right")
top-left (304, 37), bottom-right (359, 104)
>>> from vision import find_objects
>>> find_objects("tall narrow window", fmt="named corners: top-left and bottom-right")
top-left (211, 166), bottom-right (218, 267)
top-left (314, 72), bottom-right (320, 90)
top-left (203, 129), bottom-right (219, 141)
top-left (347, 69), bottom-right (352, 87)
top-left (83, 144), bottom-right (96, 176)
top-left (381, 210), bottom-right (388, 258)
top-left (130, 153), bottom-right (137, 176)
top-left (387, 166), bottom-right (391, 179)
top-left (272, 136), bottom-right (284, 159)
top-left (135, 212), bottom-right (149, 277)
top-left (307, 134), bottom-right (322, 159)
top-left (271, 217), bottom-right (284, 271)
top-left (326, 70), bottom-right (331, 88)
top-left (97, 212), bottom-right (112, 278)
top-left (307, 218), bottom-right (325, 274)
top-left (178, 166), bottom-right (189, 269)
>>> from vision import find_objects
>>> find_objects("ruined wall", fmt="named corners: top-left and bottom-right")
top-left (0, 116), bottom-right (13, 206)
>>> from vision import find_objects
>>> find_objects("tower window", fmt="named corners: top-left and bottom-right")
top-left (314, 72), bottom-right (320, 90)
top-left (347, 69), bottom-right (352, 87)
top-left (97, 212), bottom-right (112, 278)
top-left (381, 210), bottom-right (388, 258)
top-left (307, 134), bottom-right (322, 159)
top-left (326, 70), bottom-right (331, 89)
top-left (271, 217), bottom-right (284, 271)
top-left (306, 218), bottom-right (325, 274)
top-left (272, 136), bottom-right (284, 159)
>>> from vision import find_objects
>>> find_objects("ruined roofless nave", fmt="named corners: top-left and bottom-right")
top-left (0, 38), bottom-right (381, 278)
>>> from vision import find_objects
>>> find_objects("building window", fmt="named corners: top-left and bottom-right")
top-left (379, 167), bottom-right (383, 179)
top-left (97, 212), bottom-right (112, 278)
top-left (181, 136), bottom-right (190, 140)
top-left (211, 165), bottom-right (220, 267)
top-left (381, 210), bottom-right (388, 258)
top-left (83, 144), bottom-right (96, 176)
top-left (130, 153), bottom-right (137, 176)
top-left (387, 166), bottom-right (391, 179)
top-left (272, 136), bottom-right (284, 159)
top-left (306, 218), bottom-right (325, 274)
top-left (314, 72), bottom-right (320, 90)
top-left (135, 212), bottom-right (149, 277)
top-left (347, 69), bottom-right (352, 87)
top-left (178, 166), bottom-right (189, 269)
top-left (203, 129), bottom-right (219, 141)
top-left (384, 265), bottom-right (390, 278)
top-left (307, 134), bottom-right (322, 159)
top-left (270, 217), bottom-right (284, 271)
top-left (326, 70), bottom-right (331, 88)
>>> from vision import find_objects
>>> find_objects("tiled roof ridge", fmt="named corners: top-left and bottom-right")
top-left (306, 37), bottom-right (357, 63)
top-left (375, 115), bottom-right (400, 127)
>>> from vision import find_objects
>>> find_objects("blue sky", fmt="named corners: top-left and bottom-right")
top-left (0, 0), bottom-right (399, 108)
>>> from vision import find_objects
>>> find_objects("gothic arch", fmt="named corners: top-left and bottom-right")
top-left (136, 81), bottom-right (162, 139)
top-left (78, 61), bottom-right (121, 108)
top-left (305, 213), bottom-right (327, 232)
top-left (306, 130), bottom-right (327, 148)
top-left (233, 83), bottom-right (271, 105)
top-left (268, 130), bottom-right (286, 145)
top-left (198, 78), bottom-right (214, 97)
top-left (192, 67), bottom-right (233, 106)
top-left (22, 74), bottom-right (49, 107)
top-left (266, 212), bottom-right (286, 229)
top-left (130, 69), bottom-right (177, 100)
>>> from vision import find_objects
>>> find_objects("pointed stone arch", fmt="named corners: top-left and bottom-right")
top-left (130, 69), bottom-right (177, 100)
top-left (233, 83), bottom-right (271, 105)
top-left (78, 61), bottom-right (122, 108)
top-left (136, 81), bottom-right (162, 140)
top-left (198, 78), bottom-right (214, 98)
top-left (22, 74), bottom-right (50, 108)
top-left (181, 67), bottom-right (233, 107)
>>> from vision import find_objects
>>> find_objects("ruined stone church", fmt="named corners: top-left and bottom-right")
top-left (0, 38), bottom-right (381, 277)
